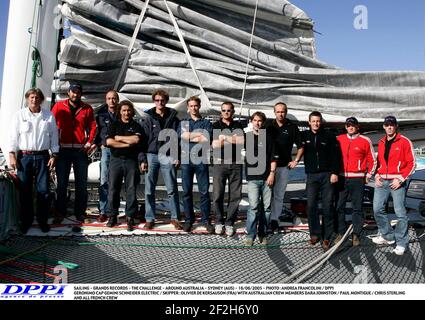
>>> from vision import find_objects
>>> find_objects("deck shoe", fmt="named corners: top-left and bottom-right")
top-left (308, 236), bottom-right (320, 245)
top-left (372, 235), bottom-right (395, 245)
top-left (127, 218), bottom-right (135, 232)
top-left (170, 219), bottom-right (183, 230)
top-left (201, 222), bottom-right (215, 234)
top-left (106, 216), bottom-right (118, 228)
top-left (322, 240), bottom-right (330, 252)
top-left (143, 221), bottom-right (155, 230)
top-left (268, 219), bottom-right (279, 233)
top-left (183, 221), bottom-right (192, 232)
top-left (97, 214), bottom-right (108, 223)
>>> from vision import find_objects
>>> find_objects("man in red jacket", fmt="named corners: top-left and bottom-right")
top-left (51, 84), bottom-right (97, 223)
top-left (372, 116), bottom-right (415, 255)
top-left (336, 117), bottom-right (376, 246)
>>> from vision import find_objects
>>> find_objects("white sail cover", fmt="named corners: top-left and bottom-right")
top-left (54, 0), bottom-right (425, 122)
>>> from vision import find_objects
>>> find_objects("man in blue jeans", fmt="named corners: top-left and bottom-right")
top-left (9, 88), bottom-right (59, 233)
top-left (139, 90), bottom-right (182, 230)
top-left (244, 112), bottom-right (276, 246)
top-left (178, 96), bottom-right (214, 233)
top-left (372, 116), bottom-right (415, 255)
top-left (94, 90), bottom-right (119, 222)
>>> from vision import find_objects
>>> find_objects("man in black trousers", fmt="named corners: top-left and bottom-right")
top-left (105, 100), bottom-right (143, 231)
top-left (300, 111), bottom-right (340, 251)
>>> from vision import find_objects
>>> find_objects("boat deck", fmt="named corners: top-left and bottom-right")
top-left (1, 224), bottom-right (424, 284)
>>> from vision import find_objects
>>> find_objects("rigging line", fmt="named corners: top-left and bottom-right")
top-left (163, 0), bottom-right (211, 109)
top-left (113, 0), bottom-right (150, 91)
top-left (21, 0), bottom-right (39, 107)
top-left (238, 0), bottom-right (259, 117)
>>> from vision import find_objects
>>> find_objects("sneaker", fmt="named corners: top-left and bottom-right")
top-left (201, 222), bottom-right (215, 234)
top-left (372, 235), bottom-right (395, 245)
top-left (183, 221), bottom-right (192, 232)
top-left (106, 216), bottom-right (117, 228)
top-left (334, 234), bottom-right (343, 245)
top-left (39, 223), bottom-right (50, 233)
top-left (97, 214), bottom-right (108, 223)
top-left (244, 238), bottom-right (254, 246)
top-left (143, 221), bottom-right (155, 230)
top-left (352, 234), bottom-right (360, 247)
top-left (225, 225), bottom-right (235, 237)
top-left (170, 219), bottom-right (183, 230)
top-left (393, 245), bottom-right (406, 256)
top-left (127, 218), bottom-right (135, 232)
top-left (215, 224), bottom-right (224, 235)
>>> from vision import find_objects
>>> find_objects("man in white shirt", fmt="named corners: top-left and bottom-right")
top-left (9, 88), bottom-right (59, 233)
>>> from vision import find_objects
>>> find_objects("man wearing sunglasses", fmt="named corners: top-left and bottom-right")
top-left (211, 102), bottom-right (245, 236)
top-left (139, 90), bottom-right (182, 230)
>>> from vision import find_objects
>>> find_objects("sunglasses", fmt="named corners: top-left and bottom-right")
top-left (154, 99), bottom-right (165, 102)
top-left (221, 109), bottom-right (233, 113)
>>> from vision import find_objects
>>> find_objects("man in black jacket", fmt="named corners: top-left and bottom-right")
top-left (139, 90), bottom-right (182, 230)
top-left (300, 111), bottom-right (340, 251)
top-left (267, 102), bottom-right (303, 232)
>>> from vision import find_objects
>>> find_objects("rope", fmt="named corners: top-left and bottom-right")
top-left (31, 46), bottom-right (43, 88)
top-left (162, 0), bottom-right (212, 109)
top-left (113, 0), bottom-right (150, 91)
top-left (238, 0), bottom-right (259, 117)
top-left (282, 224), bottom-right (353, 283)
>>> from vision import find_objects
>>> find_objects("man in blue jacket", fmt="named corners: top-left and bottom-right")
top-left (94, 90), bottom-right (119, 222)
top-left (139, 90), bottom-right (182, 230)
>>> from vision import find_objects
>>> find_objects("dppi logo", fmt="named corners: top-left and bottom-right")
top-left (1, 285), bottom-right (67, 299)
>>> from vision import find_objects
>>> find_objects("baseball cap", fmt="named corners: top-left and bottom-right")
top-left (345, 117), bottom-right (359, 126)
top-left (69, 83), bottom-right (83, 93)
top-left (383, 115), bottom-right (397, 125)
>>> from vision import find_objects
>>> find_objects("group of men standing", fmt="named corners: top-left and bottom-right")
top-left (9, 86), bottom-right (415, 255)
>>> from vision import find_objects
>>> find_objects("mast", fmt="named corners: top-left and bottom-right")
top-left (0, 0), bottom-right (59, 163)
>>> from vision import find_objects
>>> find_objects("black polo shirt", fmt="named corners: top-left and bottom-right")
top-left (267, 119), bottom-right (302, 167)
top-left (212, 119), bottom-right (245, 164)
top-left (106, 119), bottom-right (143, 159)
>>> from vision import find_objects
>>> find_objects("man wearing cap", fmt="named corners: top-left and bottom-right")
top-left (51, 84), bottom-right (97, 223)
top-left (335, 117), bottom-right (376, 246)
top-left (372, 116), bottom-right (415, 255)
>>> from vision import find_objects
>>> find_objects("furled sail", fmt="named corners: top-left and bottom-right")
top-left (53, 0), bottom-right (425, 122)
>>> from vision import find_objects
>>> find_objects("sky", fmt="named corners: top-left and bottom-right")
top-left (0, 0), bottom-right (424, 97)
